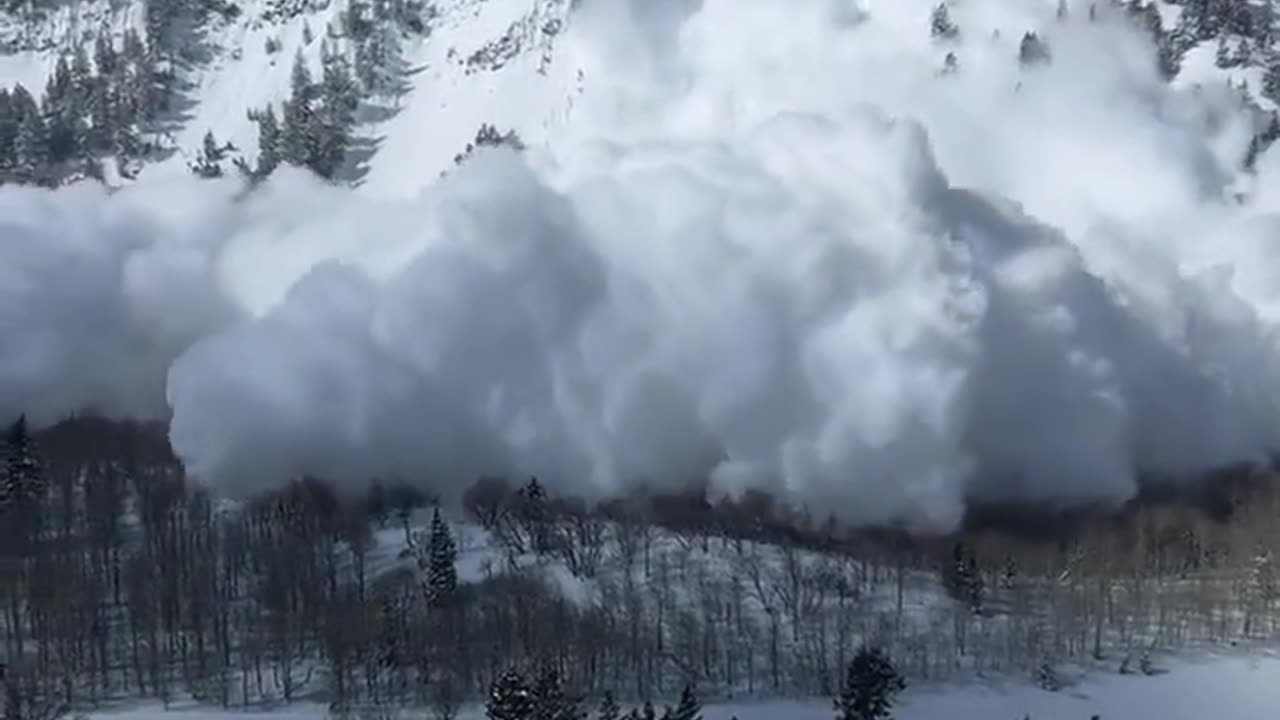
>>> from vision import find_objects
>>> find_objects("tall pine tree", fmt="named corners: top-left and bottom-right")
top-left (1, 416), bottom-right (45, 554)
top-left (834, 645), bottom-right (906, 720)
top-left (597, 692), bottom-right (620, 720)
top-left (281, 51), bottom-right (320, 169)
top-left (667, 685), bottom-right (701, 720)
top-left (426, 505), bottom-right (458, 608)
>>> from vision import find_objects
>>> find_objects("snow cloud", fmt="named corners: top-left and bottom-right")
top-left (5, 0), bottom-right (1280, 529)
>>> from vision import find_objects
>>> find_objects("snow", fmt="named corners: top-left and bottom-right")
top-left (9, 2), bottom-right (1280, 718)
top-left (77, 653), bottom-right (1280, 719)
top-left (7, 0), bottom-right (1280, 527)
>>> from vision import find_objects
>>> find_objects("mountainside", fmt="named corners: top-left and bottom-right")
top-left (15, 3), bottom-right (1280, 718)
top-left (0, 0), bottom-right (581, 190)
top-left (3, 0), bottom-right (1280, 192)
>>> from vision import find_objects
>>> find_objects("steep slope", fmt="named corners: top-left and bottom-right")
top-left (2, 0), bottom-right (1278, 192)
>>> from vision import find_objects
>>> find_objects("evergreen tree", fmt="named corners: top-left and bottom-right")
top-left (834, 645), bottom-right (906, 720)
top-left (941, 51), bottom-right (958, 75)
top-left (251, 104), bottom-right (282, 176)
top-left (191, 129), bottom-right (225, 177)
top-left (426, 505), bottom-right (458, 608)
top-left (520, 477), bottom-right (551, 554)
top-left (531, 664), bottom-right (582, 720)
top-left (1157, 33), bottom-right (1183, 81)
top-left (667, 685), bottom-right (701, 720)
top-left (87, 72), bottom-right (114, 152)
top-left (597, 692), bottom-right (620, 720)
top-left (1261, 113), bottom-right (1280, 146)
top-left (1215, 35), bottom-right (1234, 69)
top-left (281, 51), bottom-right (321, 170)
top-left (1265, 60), bottom-right (1280, 101)
top-left (122, 28), bottom-right (158, 121)
top-left (355, 21), bottom-right (406, 98)
top-left (1036, 660), bottom-right (1060, 690)
top-left (109, 62), bottom-right (143, 168)
top-left (930, 3), bottom-right (959, 40)
top-left (42, 57), bottom-right (84, 166)
top-left (1018, 31), bottom-right (1052, 66)
top-left (1057, 0), bottom-right (1068, 20)
top-left (314, 43), bottom-right (359, 177)
top-left (1, 416), bottom-right (45, 552)
top-left (12, 85), bottom-right (48, 184)
top-left (641, 701), bottom-right (656, 720)
top-left (0, 88), bottom-right (14, 173)
top-left (487, 669), bottom-right (534, 720)
top-left (144, 0), bottom-right (175, 59)
top-left (94, 33), bottom-right (118, 79)
top-left (1245, 132), bottom-right (1262, 172)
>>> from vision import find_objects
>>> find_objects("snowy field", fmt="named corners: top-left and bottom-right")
top-left (80, 652), bottom-right (1280, 719)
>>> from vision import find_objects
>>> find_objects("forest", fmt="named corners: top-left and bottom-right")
top-left (2, 414), bottom-right (1280, 719)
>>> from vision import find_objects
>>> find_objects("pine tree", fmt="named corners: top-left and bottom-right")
top-left (834, 645), bottom-right (906, 720)
top-left (1019, 31), bottom-right (1052, 66)
top-left (487, 669), bottom-right (534, 720)
top-left (531, 664), bottom-right (582, 720)
top-left (930, 3), bottom-right (959, 40)
top-left (941, 51), bottom-right (958, 75)
top-left (1036, 660), bottom-right (1060, 691)
top-left (597, 692), bottom-right (620, 720)
top-left (314, 43), bottom-right (359, 177)
top-left (1057, 0), bottom-right (1068, 20)
top-left (1215, 35), bottom-right (1233, 69)
top-left (426, 506), bottom-right (458, 608)
top-left (1264, 60), bottom-right (1280, 101)
top-left (249, 104), bottom-right (282, 177)
top-left (356, 22), bottom-right (406, 98)
top-left (110, 63), bottom-right (143, 165)
top-left (144, 0), bottom-right (174, 58)
top-left (641, 701), bottom-right (656, 720)
top-left (1261, 113), bottom-right (1280, 146)
top-left (1, 416), bottom-right (45, 552)
top-left (520, 477), bottom-right (551, 554)
top-left (12, 85), bottom-right (48, 185)
top-left (667, 685), bottom-right (700, 720)
top-left (0, 88), bottom-right (14, 174)
top-left (1157, 33), bottom-right (1183, 81)
top-left (191, 129), bottom-right (225, 177)
top-left (281, 51), bottom-right (319, 169)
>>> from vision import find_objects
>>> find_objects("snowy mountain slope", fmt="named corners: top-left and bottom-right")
top-left (7, 0), bottom-right (1275, 192)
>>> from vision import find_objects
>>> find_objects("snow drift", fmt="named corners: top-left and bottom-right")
top-left (5, 0), bottom-right (1280, 529)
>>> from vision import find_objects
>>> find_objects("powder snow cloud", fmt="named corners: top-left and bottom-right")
top-left (4, 0), bottom-right (1280, 529)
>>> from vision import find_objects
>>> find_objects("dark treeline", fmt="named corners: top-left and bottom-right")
top-left (4, 415), bottom-right (1280, 719)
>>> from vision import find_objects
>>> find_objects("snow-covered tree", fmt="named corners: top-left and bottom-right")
top-left (1019, 31), bottom-right (1052, 66)
top-left (251, 104), bottom-right (282, 176)
top-left (281, 51), bottom-right (320, 169)
top-left (0, 89), bottom-right (14, 174)
top-left (835, 645), bottom-right (906, 720)
top-left (190, 129), bottom-right (225, 178)
top-left (531, 664), bottom-right (582, 720)
top-left (1036, 660), bottom-right (1060, 691)
top-left (930, 3), bottom-right (959, 40)
top-left (12, 86), bottom-right (48, 184)
top-left (425, 506), bottom-right (458, 608)
top-left (2, 416), bottom-right (45, 549)
top-left (487, 669), bottom-right (534, 720)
